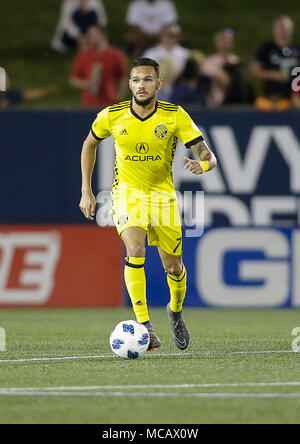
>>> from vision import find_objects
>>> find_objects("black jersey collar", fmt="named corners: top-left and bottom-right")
top-left (130, 100), bottom-right (158, 121)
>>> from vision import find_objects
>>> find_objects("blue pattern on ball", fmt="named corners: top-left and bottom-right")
top-left (123, 323), bottom-right (135, 335)
top-left (138, 333), bottom-right (149, 346)
top-left (112, 339), bottom-right (125, 350)
top-left (127, 350), bottom-right (139, 359)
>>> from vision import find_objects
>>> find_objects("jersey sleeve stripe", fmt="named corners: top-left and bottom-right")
top-left (157, 103), bottom-right (178, 108)
top-left (158, 101), bottom-right (178, 107)
top-left (185, 136), bottom-right (204, 148)
top-left (109, 101), bottom-right (131, 109)
top-left (110, 100), bottom-right (131, 105)
top-left (91, 128), bottom-right (104, 141)
top-left (157, 104), bottom-right (178, 108)
top-left (109, 106), bottom-right (130, 113)
top-left (109, 104), bottom-right (131, 110)
top-left (157, 106), bottom-right (178, 112)
top-left (108, 106), bottom-right (130, 113)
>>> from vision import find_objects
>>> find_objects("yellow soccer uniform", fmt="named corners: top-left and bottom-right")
top-left (91, 100), bottom-right (203, 255)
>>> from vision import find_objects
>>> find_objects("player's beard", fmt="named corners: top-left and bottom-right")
top-left (133, 93), bottom-right (156, 107)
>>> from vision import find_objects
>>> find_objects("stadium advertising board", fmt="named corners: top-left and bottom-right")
top-left (96, 110), bottom-right (300, 228)
top-left (0, 226), bottom-right (122, 307)
top-left (0, 109), bottom-right (299, 307)
top-left (121, 110), bottom-right (300, 307)
top-left (144, 227), bottom-right (300, 308)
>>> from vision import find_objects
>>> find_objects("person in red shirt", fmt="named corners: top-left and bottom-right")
top-left (70, 25), bottom-right (128, 107)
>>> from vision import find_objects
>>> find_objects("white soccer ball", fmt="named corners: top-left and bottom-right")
top-left (109, 320), bottom-right (150, 359)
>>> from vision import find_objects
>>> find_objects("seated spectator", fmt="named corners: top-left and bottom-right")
top-left (202, 28), bottom-right (253, 107)
top-left (223, 62), bottom-right (255, 106)
top-left (69, 25), bottom-right (128, 107)
top-left (293, 93), bottom-right (300, 109)
top-left (51, 0), bottom-right (107, 53)
top-left (143, 24), bottom-right (190, 101)
top-left (125, 0), bottom-right (178, 54)
top-left (251, 16), bottom-right (300, 111)
top-left (171, 51), bottom-right (207, 106)
top-left (0, 70), bottom-right (59, 108)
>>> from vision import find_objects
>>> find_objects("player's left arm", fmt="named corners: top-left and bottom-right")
top-left (184, 139), bottom-right (217, 175)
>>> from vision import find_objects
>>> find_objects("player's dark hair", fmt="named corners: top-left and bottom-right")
top-left (131, 57), bottom-right (160, 78)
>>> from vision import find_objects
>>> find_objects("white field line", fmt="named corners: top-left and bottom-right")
top-left (0, 349), bottom-right (296, 364)
top-left (0, 391), bottom-right (300, 399)
top-left (1, 382), bottom-right (300, 392)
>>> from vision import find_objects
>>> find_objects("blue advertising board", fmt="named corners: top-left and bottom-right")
top-left (141, 227), bottom-right (300, 308)
top-left (1, 109), bottom-right (299, 226)
top-left (1, 108), bottom-right (300, 307)
top-left (0, 109), bottom-right (96, 223)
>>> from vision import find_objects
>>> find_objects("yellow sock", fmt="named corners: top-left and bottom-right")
top-left (167, 264), bottom-right (187, 312)
top-left (124, 257), bottom-right (149, 323)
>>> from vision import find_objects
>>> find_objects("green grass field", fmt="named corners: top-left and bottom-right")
top-left (0, 307), bottom-right (300, 424)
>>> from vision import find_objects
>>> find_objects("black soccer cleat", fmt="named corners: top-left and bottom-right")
top-left (166, 303), bottom-right (190, 350)
top-left (143, 321), bottom-right (162, 351)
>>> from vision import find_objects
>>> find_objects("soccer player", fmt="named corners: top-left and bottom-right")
top-left (79, 57), bottom-right (217, 351)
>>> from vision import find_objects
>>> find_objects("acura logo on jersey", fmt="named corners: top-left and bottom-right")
top-left (154, 125), bottom-right (168, 139)
top-left (136, 142), bottom-right (150, 154)
top-left (125, 155), bottom-right (162, 161)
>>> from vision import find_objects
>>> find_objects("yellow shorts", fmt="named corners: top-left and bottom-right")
top-left (111, 187), bottom-right (182, 256)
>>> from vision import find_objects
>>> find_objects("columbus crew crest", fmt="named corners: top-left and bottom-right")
top-left (154, 124), bottom-right (168, 139)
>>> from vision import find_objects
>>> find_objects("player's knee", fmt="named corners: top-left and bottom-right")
top-left (126, 243), bottom-right (145, 258)
top-left (165, 262), bottom-right (183, 276)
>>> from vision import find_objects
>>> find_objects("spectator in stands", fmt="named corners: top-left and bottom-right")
top-left (202, 28), bottom-right (254, 107)
top-left (143, 24), bottom-right (190, 101)
top-left (293, 93), bottom-right (300, 109)
top-left (0, 71), bottom-right (59, 108)
top-left (292, 71), bottom-right (300, 108)
top-left (170, 51), bottom-right (207, 105)
top-left (69, 25), bottom-right (128, 107)
top-left (51, 0), bottom-right (107, 53)
top-left (251, 16), bottom-right (300, 111)
top-left (125, 0), bottom-right (178, 54)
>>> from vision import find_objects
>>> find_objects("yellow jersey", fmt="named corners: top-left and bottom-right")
top-left (91, 100), bottom-right (203, 195)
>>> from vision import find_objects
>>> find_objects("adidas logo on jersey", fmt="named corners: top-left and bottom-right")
top-left (120, 129), bottom-right (128, 135)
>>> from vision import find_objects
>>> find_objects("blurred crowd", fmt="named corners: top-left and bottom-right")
top-left (1, 0), bottom-right (300, 110)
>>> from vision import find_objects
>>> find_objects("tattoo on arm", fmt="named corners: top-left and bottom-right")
top-left (195, 141), bottom-right (211, 160)
top-left (190, 141), bottom-right (217, 170)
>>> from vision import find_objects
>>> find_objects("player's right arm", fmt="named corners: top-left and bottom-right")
top-left (79, 107), bottom-right (111, 220)
top-left (79, 131), bottom-right (99, 221)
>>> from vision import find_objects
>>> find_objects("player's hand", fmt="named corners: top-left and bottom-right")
top-left (184, 156), bottom-right (204, 175)
top-left (79, 190), bottom-right (96, 221)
